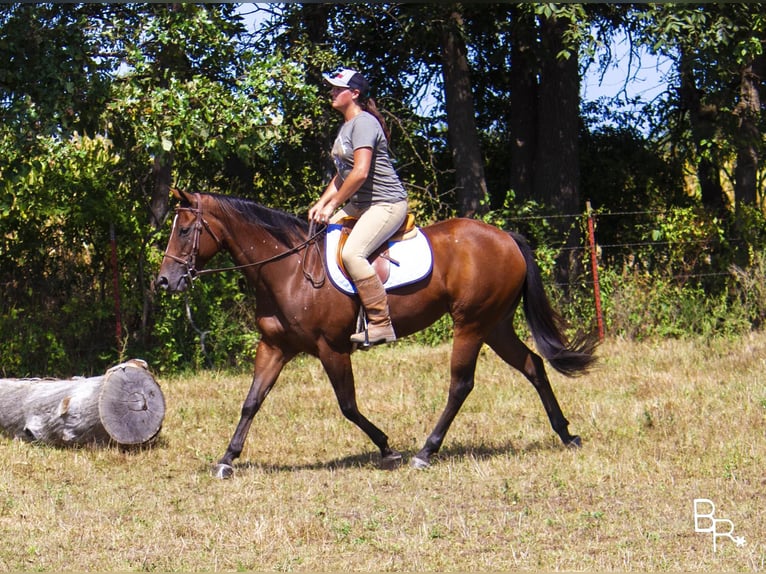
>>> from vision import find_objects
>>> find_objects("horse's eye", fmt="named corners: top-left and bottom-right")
top-left (179, 226), bottom-right (191, 237)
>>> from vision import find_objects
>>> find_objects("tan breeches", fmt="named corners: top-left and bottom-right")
top-left (331, 200), bottom-right (408, 281)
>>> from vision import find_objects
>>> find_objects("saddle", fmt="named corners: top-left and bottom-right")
top-left (335, 214), bottom-right (417, 283)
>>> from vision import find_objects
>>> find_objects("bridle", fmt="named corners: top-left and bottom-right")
top-left (162, 194), bottom-right (223, 286)
top-left (163, 193), bottom-right (326, 288)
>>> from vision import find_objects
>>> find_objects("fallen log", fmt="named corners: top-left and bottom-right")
top-left (0, 359), bottom-right (165, 447)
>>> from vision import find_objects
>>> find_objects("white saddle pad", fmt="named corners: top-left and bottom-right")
top-left (325, 224), bottom-right (433, 295)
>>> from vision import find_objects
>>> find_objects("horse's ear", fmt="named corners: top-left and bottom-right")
top-left (171, 186), bottom-right (195, 207)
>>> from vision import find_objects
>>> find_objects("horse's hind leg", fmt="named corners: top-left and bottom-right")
top-left (486, 321), bottom-right (581, 447)
top-left (320, 347), bottom-right (402, 469)
top-left (411, 327), bottom-right (483, 469)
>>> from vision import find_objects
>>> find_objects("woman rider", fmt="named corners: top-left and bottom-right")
top-left (308, 69), bottom-right (408, 345)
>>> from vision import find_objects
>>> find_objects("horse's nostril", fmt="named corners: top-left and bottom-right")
top-left (156, 276), bottom-right (169, 290)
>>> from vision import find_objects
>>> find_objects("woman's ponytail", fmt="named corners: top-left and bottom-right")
top-left (360, 97), bottom-right (391, 143)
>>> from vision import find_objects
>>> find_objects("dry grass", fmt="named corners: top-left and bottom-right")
top-left (1, 333), bottom-right (765, 571)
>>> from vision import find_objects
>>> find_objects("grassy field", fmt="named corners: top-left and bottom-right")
top-left (0, 333), bottom-right (764, 571)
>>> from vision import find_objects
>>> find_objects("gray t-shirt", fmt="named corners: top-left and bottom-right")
top-left (331, 111), bottom-right (407, 207)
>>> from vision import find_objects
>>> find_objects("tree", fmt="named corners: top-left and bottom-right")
top-left (0, 4), bottom-right (112, 137)
top-left (508, 5), bottom-right (538, 205)
top-left (638, 4), bottom-right (766, 212)
top-left (0, 4), bottom-right (324, 375)
top-left (439, 5), bottom-right (488, 217)
top-left (733, 53), bottom-right (764, 207)
top-left (534, 6), bottom-right (582, 214)
top-left (5, 3), bottom-right (766, 375)
top-left (0, 4), bottom-right (122, 375)
top-left (678, 45), bottom-right (728, 212)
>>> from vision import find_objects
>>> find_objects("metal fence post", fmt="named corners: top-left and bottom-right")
top-left (586, 201), bottom-right (605, 340)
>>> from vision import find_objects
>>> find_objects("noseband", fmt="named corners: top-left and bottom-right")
top-left (163, 193), bottom-right (223, 287)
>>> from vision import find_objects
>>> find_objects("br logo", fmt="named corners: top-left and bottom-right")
top-left (694, 499), bottom-right (746, 552)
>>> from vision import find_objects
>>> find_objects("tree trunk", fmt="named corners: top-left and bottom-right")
top-left (300, 3), bottom-right (329, 47)
top-left (535, 13), bottom-right (582, 291)
top-left (143, 18), bottom-right (178, 346)
top-left (0, 359), bottom-right (165, 447)
top-left (440, 6), bottom-right (488, 217)
top-left (535, 13), bottom-right (580, 213)
top-left (150, 153), bottom-right (173, 230)
top-left (679, 50), bottom-right (727, 212)
top-left (509, 5), bottom-right (537, 204)
top-left (733, 59), bottom-right (761, 207)
top-left (141, 153), bottom-right (174, 347)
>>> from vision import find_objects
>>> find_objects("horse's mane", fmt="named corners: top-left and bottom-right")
top-left (210, 193), bottom-right (309, 247)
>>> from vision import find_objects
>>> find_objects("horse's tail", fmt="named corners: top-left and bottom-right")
top-left (510, 231), bottom-right (599, 377)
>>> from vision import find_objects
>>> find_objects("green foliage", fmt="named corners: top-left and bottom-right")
top-left (0, 131), bottom-right (129, 376)
top-left (406, 315), bottom-right (453, 347)
top-left (481, 192), bottom-right (564, 269)
top-left (649, 206), bottom-right (725, 280)
top-left (600, 268), bottom-right (752, 340)
top-left (0, 4), bottom-right (329, 376)
top-left (729, 248), bottom-right (766, 330)
top-left (0, 4), bottom-right (113, 136)
top-left (2, 3), bottom-right (766, 377)
top-left (147, 271), bottom-right (259, 373)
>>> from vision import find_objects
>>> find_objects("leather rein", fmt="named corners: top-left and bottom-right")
top-left (163, 194), bottom-right (327, 288)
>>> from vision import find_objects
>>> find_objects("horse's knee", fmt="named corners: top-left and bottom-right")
top-left (451, 378), bottom-right (474, 402)
top-left (240, 400), bottom-right (259, 419)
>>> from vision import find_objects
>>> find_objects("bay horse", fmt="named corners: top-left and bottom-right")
top-left (157, 188), bottom-right (597, 478)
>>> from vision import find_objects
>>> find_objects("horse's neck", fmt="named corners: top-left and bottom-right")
top-left (221, 215), bottom-right (311, 287)
top-left (224, 222), bottom-right (274, 263)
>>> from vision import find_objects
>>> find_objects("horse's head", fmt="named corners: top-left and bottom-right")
top-left (156, 188), bottom-right (223, 293)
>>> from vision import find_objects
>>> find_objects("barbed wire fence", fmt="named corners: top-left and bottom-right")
top-left (4, 204), bottom-right (757, 374)
top-left (502, 204), bottom-right (751, 341)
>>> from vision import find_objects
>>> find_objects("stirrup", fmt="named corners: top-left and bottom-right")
top-left (350, 323), bottom-right (397, 347)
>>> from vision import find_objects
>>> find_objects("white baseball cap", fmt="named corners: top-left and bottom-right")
top-left (323, 68), bottom-right (369, 95)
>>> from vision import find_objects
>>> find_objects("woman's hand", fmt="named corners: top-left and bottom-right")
top-left (308, 201), bottom-right (334, 224)
top-left (308, 179), bottom-right (339, 224)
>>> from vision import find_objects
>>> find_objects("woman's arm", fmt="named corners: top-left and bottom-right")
top-left (308, 147), bottom-right (372, 222)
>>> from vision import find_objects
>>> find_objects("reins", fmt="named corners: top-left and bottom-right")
top-left (164, 194), bottom-right (327, 287)
top-left (197, 219), bottom-right (326, 279)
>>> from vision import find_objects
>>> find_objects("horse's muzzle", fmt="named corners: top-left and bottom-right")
top-left (155, 273), bottom-right (191, 293)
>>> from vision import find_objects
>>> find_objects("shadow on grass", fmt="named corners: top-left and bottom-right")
top-left (219, 435), bottom-right (572, 476)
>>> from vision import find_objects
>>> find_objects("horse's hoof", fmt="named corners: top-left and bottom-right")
top-left (410, 456), bottom-right (430, 470)
top-left (566, 435), bottom-right (582, 449)
top-left (380, 451), bottom-right (403, 470)
top-left (212, 463), bottom-right (234, 479)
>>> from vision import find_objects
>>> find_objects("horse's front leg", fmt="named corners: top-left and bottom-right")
top-left (213, 340), bottom-right (294, 479)
top-left (319, 346), bottom-right (402, 469)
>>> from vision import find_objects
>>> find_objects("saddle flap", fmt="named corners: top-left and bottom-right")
top-left (325, 224), bottom-right (433, 296)
top-left (335, 214), bottom-right (417, 283)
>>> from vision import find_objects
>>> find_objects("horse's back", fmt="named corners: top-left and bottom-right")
top-left (422, 218), bottom-right (526, 277)
top-left (415, 218), bottom-right (527, 316)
